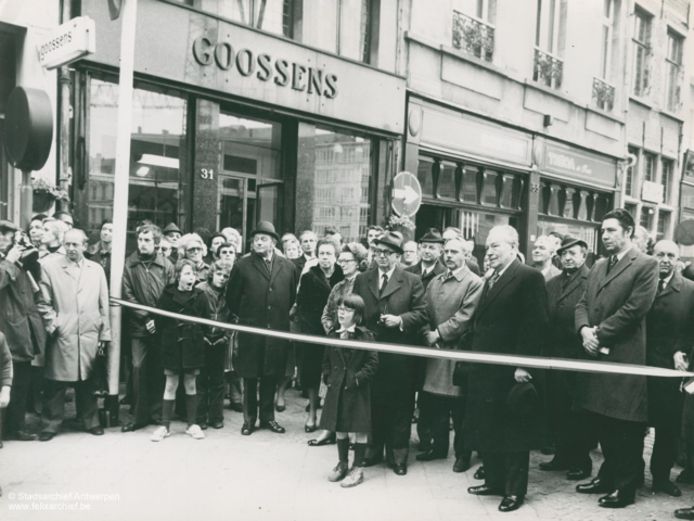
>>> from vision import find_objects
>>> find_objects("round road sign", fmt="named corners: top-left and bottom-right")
top-left (391, 171), bottom-right (422, 217)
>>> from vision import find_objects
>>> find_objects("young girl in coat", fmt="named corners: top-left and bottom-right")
top-left (151, 260), bottom-right (208, 442)
top-left (320, 294), bottom-right (378, 488)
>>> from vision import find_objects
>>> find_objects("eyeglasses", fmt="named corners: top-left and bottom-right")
top-left (373, 248), bottom-right (395, 257)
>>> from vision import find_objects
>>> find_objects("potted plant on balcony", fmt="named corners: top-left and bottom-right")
top-left (32, 178), bottom-right (69, 213)
top-left (387, 213), bottom-right (416, 242)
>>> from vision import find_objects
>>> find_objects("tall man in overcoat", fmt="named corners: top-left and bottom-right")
top-left (226, 221), bottom-right (298, 436)
top-left (417, 236), bottom-right (483, 472)
top-left (645, 240), bottom-right (694, 497)
top-left (352, 231), bottom-right (426, 476)
top-left (540, 236), bottom-right (592, 480)
top-left (36, 229), bottom-right (111, 441)
top-left (574, 208), bottom-right (658, 508)
top-left (465, 225), bottom-right (549, 513)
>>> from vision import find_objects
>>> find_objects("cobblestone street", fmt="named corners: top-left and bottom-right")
top-left (0, 389), bottom-right (689, 521)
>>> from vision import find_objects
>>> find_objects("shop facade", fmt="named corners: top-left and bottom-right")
top-left (72, 0), bottom-right (405, 246)
top-left (403, 96), bottom-right (617, 264)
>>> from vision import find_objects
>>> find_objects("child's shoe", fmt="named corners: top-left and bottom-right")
top-left (340, 467), bottom-right (364, 488)
top-left (185, 424), bottom-right (205, 440)
top-left (328, 462), bottom-right (349, 482)
top-left (150, 426), bottom-right (170, 442)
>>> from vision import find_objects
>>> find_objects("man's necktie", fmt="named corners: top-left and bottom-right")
top-left (658, 277), bottom-right (667, 294)
top-left (265, 258), bottom-right (272, 273)
top-left (488, 271), bottom-right (501, 289)
top-left (606, 255), bottom-right (618, 274)
top-left (380, 273), bottom-right (389, 295)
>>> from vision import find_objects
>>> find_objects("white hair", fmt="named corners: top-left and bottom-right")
top-left (489, 225), bottom-right (519, 249)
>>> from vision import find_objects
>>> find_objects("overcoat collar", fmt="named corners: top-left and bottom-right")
top-left (598, 247), bottom-right (638, 292)
top-left (250, 252), bottom-right (282, 285)
top-left (556, 264), bottom-right (590, 304)
top-left (478, 258), bottom-right (521, 313)
top-left (367, 265), bottom-right (406, 301)
top-left (655, 269), bottom-right (683, 300)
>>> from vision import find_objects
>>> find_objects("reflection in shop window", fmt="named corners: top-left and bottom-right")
top-left (296, 124), bottom-right (372, 242)
top-left (87, 79), bottom-right (187, 239)
top-left (438, 161), bottom-right (457, 199)
top-left (417, 156), bottom-right (435, 197)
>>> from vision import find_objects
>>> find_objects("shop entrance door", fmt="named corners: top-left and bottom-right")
top-left (217, 173), bottom-right (254, 246)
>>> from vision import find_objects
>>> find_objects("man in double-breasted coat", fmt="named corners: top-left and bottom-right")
top-left (36, 229), bottom-right (111, 440)
top-left (574, 208), bottom-right (658, 508)
top-left (540, 236), bottom-right (592, 480)
top-left (645, 240), bottom-right (694, 497)
top-left (352, 231), bottom-right (426, 476)
top-left (464, 225), bottom-right (548, 513)
top-left (226, 221), bottom-right (298, 436)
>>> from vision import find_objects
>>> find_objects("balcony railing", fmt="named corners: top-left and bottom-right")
top-left (533, 47), bottom-right (563, 90)
top-left (592, 77), bottom-right (615, 112)
top-left (452, 10), bottom-right (495, 62)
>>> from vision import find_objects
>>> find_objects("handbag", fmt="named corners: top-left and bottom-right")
top-left (91, 342), bottom-right (109, 396)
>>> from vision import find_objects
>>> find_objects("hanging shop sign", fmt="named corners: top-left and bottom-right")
top-left (37, 16), bottom-right (95, 70)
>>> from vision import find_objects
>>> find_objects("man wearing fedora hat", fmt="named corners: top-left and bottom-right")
top-left (352, 231), bottom-right (427, 475)
top-left (540, 236), bottom-right (593, 480)
top-left (226, 221), bottom-right (298, 436)
top-left (405, 228), bottom-right (446, 453)
top-left (162, 223), bottom-right (182, 263)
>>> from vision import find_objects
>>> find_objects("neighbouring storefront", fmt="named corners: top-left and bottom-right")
top-left (404, 96), bottom-right (618, 263)
top-left (72, 0), bottom-right (405, 247)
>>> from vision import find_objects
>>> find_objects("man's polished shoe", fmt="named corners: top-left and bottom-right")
top-left (566, 468), bottom-right (591, 481)
top-left (392, 463), bottom-right (407, 476)
top-left (88, 426), bottom-right (104, 436)
top-left (453, 456), bottom-right (471, 473)
top-left (467, 484), bottom-right (502, 496)
top-left (473, 466), bottom-right (486, 480)
top-left (675, 506), bottom-right (694, 520)
top-left (241, 422), bottom-right (254, 436)
top-left (539, 458), bottom-right (567, 471)
top-left (121, 422), bottom-right (146, 433)
top-left (260, 420), bottom-right (286, 433)
top-left (598, 490), bottom-right (634, 508)
top-left (415, 449), bottom-right (447, 462)
top-left (38, 431), bottom-right (56, 442)
top-left (576, 478), bottom-right (610, 494)
top-left (653, 480), bottom-right (682, 497)
top-left (498, 495), bottom-right (524, 512)
top-left (12, 430), bottom-right (37, 441)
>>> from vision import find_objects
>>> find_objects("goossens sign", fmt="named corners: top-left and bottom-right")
top-left (192, 36), bottom-right (338, 99)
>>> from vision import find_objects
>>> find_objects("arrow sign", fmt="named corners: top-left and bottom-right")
top-left (391, 171), bottom-right (422, 217)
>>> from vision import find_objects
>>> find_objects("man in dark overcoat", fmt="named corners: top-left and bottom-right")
top-left (405, 228), bottom-right (446, 453)
top-left (574, 208), bottom-right (658, 508)
top-left (352, 231), bottom-right (426, 476)
top-left (465, 225), bottom-right (548, 513)
top-left (539, 236), bottom-right (592, 480)
top-left (226, 221), bottom-right (298, 436)
top-left (645, 240), bottom-right (694, 497)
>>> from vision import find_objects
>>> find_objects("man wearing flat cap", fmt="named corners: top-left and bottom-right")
top-left (226, 221), bottom-right (298, 436)
top-left (352, 231), bottom-right (426, 475)
top-left (405, 228), bottom-right (446, 453)
top-left (540, 236), bottom-right (592, 480)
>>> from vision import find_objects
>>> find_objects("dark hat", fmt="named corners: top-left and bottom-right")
top-left (250, 221), bottom-right (279, 242)
top-left (506, 381), bottom-right (539, 417)
top-left (373, 231), bottom-right (404, 254)
top-left (0, 220), bottom-right (19, 233)
top-left (163, 222), bottom-right (181, 235)
top-left (418, 229), bottom-right (444, 244)
top-left (556, 235), bottom-right (588, 254)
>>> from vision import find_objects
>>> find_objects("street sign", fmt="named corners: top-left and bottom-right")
top-left (391, 170), bottom-right (422, 217)
top-left (37, 16), bottom-right (96, 70)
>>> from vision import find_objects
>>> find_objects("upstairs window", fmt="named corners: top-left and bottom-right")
top-left (452, 0), bottom-right (497, 62)
top-left (665, 29), bottom-right (684, 111)
top-left (533, 0), bottom-right (567, 89)
top-left (632, 7), bottom-right (652, 97)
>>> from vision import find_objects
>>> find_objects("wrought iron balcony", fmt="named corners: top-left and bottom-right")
top-left (533, 47), bottom-right (563, 89)
top-left (592, 77), bottom-right (615, 112)
top-left (452, 10), bottom-right (494, 62)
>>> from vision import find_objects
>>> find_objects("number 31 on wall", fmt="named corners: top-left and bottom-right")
top-left (200, 168), bottom-right (215, 180)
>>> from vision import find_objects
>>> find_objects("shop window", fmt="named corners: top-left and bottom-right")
top-left (296, 124), bottom-right (373, 242)
top-left (461, 165), bottom-right (480, 203)
top-left (417, 156), bottom-right (435, 197)
top-left (438, 161), bottom-right (457, 199)
top-left (657, 210), bottom-right (671, 240)
top-left (86, 78), bottom-right (188, 240)
top-left (481, 169), bottom-right (499, 205)
top-left (632, 6), bottom-right (652, 97)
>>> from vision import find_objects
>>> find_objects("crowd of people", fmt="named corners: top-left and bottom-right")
top-left (2, 208), bottom-right (694, 516)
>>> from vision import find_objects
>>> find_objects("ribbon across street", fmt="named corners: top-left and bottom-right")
top-left (110, 297), bottom-right (694, 379)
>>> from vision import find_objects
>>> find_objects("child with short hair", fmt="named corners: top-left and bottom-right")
top-left (151, 260), bottom-right (208, 441)
top-left (320, 293), bottom-right (378, 487)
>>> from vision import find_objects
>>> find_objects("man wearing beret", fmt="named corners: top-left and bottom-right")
top-left (575, 208), bottom-right (658, 508)
top-left (353, 231), bottom-right (426, 475)
top-left (226, 221), bottom-right (298, 436)
top-left (540, 236), bottom-right (592, 480)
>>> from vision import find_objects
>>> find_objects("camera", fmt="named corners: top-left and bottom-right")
top-left (13, 231), bottom-right (40, 271)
